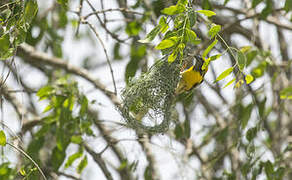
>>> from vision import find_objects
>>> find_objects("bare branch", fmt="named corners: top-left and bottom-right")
top-left (17, 43), bottom-right (121, 108)
top-left (82, 20), bottom-right (118, 95)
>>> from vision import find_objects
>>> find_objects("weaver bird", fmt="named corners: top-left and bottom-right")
top-left (175, 55), bottom-right (208, 94)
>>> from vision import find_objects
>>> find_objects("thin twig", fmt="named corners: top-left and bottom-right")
top-left (17, 43), bottom-right (121, 107)
top-left (7, 142), bottom-right (47, 180)
top-left (84, 7), bottom-right (144, 19)
top-left (83, 143), bottom-right (114, 180)
top-left (57, 171), bottom-right (81, 180)
top-left (85, 0), bottom-right (129, 44)
top-left (75, 0), bottom-right (84, 36)
top-left (82, 20), bottom-right (117, 95)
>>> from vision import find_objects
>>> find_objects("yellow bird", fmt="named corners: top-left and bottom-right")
top-left (175, 55), bottom-right (208, 94)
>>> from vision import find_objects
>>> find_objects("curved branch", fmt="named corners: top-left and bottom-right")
top-left (17, 43), bottom-right (121, 108)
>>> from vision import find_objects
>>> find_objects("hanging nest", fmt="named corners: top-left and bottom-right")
top-left (120, 57), bottom-right (181, 134)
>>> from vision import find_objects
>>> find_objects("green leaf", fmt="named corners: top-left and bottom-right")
top-left (0, 33), bottom-right (10, 60)
top-left (168, 50), bottom-right (178, 63)
top-left (184, 118), bottom-right (191, 138)
top-left (80, 95), bottom-right (88, 116)
top-left (245, 74), bottom-right (254, 84)
top-left (223, 78), bottom-right (236, 88)
top-left (138, 25), bottom-right (161, 43)
top-left (19, 167), bottom-right (26, 176)
top-left (202, 39), bottom-right (218, 58)
top-left (77, 156), bottom-right (88, 174)
top-left (216, 127), bottom-right (229, 143)
top-left (58, 8), bottom-right (68, 28)
top-left (71, 135), bottom-right (83, 144)
top-left (178, 43), bottom-right (185, 56)
top-left (155, 38), bottom-right (177, 50)
top-left (0, 9), bottom-right (11, 20)
top-left (37, 85), bottom-right (54, 100)
top-left (246, 50), bottom-right (258, 66)
top-left (252, 0), bottom-right (264, 8)
top-left (284, 0), bottom-right (292, 12)
top-left (208, 54), bottom-right (221, 61)
top-left (208, 24), bottom-right (221, 38)
top-left (258, 97), bottom-right (266, 117)
top-left (113, 43), bottom-right (122, 60)
top-left (15, 26), bottom-right (27, 46)
top-left (52, 147), bottom-right (66, 171)
top-left (186, 29), bottom-right (199, 45)
top-left (118, 160), bottom-right (128, 171)
top-left (214, 67), bottom-right (234, 83)
top-left (237, 51), bottom-right (246, 71)
top-left (201, 59), bottom-right (209, 71)
top-left (241, 104), bottom-right (253, 129)
top-left (23, 0), bottom-right (38, 23)
top-left (246, 127), bottom-right (257, 142)
top-left (144, 166), bottom-right (152, 180)
top-left (125, 44), bottom-right (146, 83)
top-left (178, 0), bottom-right (188, 6)
top-left (161, 5), bottom-right (182, 15)
top-left (126, 21), bottom-right (142, 36)
top-left (159, 16), bottom-right (169, 33)
top-left (202, 0), bottom-right (212, 10)
top-left (280, 86), bottom-right (292, 99)
top-left (65, 151), bottom-right (83, 168)
top-left (274, 167), bottom-right (285, 179)
top-left (197, 10), bottom-right (216, 17)
top-left (224, 0), bottom-right (230, 5)
top-left (175, 124), bottom-right (183, 139)
top-left (57, 0), bottom-right (68, 9)
top-left (43, 104), bottom-right (53, 113)
top-left (188, 9), bottom-right (197, 27)
top-left (240, 46), bottom-right (252, 53)
top-left (263, 160), bottom-right (274, 179)
top-left (260, 0), bottom-right (273, 19)
top-left (0, 131), bottom-right (6, 146)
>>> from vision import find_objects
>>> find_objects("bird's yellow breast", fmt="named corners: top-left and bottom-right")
top-left (181, 66), bottom-right (203, 90)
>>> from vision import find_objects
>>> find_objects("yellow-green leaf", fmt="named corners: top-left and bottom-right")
top-left (237, 51), bottom-right (246, 71)
top-left (245, 74), bottom-right (254, 84)
top-left (19, 168), bottom-right (26, 176)
top-left (77, 156), bottom-right (88, 174)
top-left (215, 67), bottom-right (234, 83)
top-left (0, 130), bottom-right (6, 146)
top-left (155, 39), bottom-right (176, 50)
top-left (240, 46), bottom-right (252, 53)
top-left (159, 17), bottom-right (169, 33)
top-left (203, 39), bottom-right (218, 58)
top-left (138, 25), bottom-right (161, 43)
top-left (71, 135), bottom-right (83, 144)
top-left (208, 54), bottom-right (221, 61)
top-left (197, 10), bottom-right (216, 17)
top-left (223, 78), bottom-right (236, 88)
top-left (168, 51), bottom-right (178, 63)
top-left (65, 151), bottom-right (83, 168)
top-left (280, 86), bottom-right (292, 99)
top-left (208, 24), bottom-right (221, 38)
top-left (161, 5), bottom-right (183, 15)
top-left (178, 43), bottom-right (185, 56)
top-left (202, 60), bottom-right (209, 71)
top-left (24, 0), bottom-right (38, 23)
top-left (186, 29), bottom-right (200, 45)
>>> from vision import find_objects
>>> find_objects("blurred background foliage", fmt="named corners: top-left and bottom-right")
top-left (0, 0), bottom-right (292, 179)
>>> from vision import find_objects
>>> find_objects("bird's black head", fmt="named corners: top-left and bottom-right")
top-left (194, 55), bottom-right (205, 74)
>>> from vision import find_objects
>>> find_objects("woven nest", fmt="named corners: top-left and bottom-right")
top-left (120, 57), bottom-right (181, 134)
